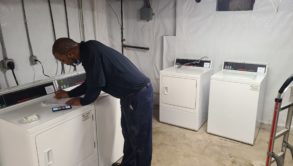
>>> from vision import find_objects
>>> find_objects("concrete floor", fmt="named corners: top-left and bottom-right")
top-left (152, 109), bottom-right (293, 166)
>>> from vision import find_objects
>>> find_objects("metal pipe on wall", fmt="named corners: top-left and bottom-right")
top-left (0, 24), bottom-right (19, 86)
top-left (78, 0), bottom-right (85, 41)
top-left (0, 24), bottom-right (8, 60)
top-left (120, 0), bottom-right (124, 54)
top-left (63, 0), bottom-right (77, 71)
top-left (21, 0), bottom-right (35, 59)
top-left (92, 0), bottom-right (97, 40)
top-left (48, 0), bottom-right (65, 75)
top-left (64, 0), bottom-right (70, 38)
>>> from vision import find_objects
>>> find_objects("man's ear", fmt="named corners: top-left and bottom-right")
top-left (54, 53), bottom-right (62, 60)
top-left (66, 49), bottom-right (75, 59)
top-left (67, 47), bottom-right (78, 59)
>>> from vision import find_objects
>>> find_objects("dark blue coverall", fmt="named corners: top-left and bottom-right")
top-left (68, 40), bottom-right (153, 166)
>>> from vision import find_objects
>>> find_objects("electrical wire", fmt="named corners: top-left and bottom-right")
top-left (106, 1), bottom-right (121, 26)
top-left (68, 65), bottom-right (72, 73)
top-left (198, 56), bottom-right (209, 61)
top-left (121, 0), bottom-right (124, 54)
top-left (36, 60), bottom-right (50, 78)
top-left (32, 65), bottom-right (36, 82)
top-left (55, 58), bottom-right (59, 76)
top-left (64, 0), bottom-right (70, 38)
top-left (0, 24), bottom-right (8, 60)
top-left (48, 0), bottom-right (56, 40)
top-left (78, 0), bottom-right (85, 41)
top-left (0, 23), bottom-right (19, 86)
top-left (270, 0), bottom-right (283, 13)
top-left (47, 5), bottom-right (60, 76)
top-left (106, 0), bottom-right (123, 54)
top-left (92, 0), bottom-right (97, 40)
top-left (144, 0), bottom-right (151, 8)
top-left (11, 69), bottom-right (19, 86)
top-left (61, 63), bottom-right (65, 75)
top-left (21, 0), bottom-right (34, 57)
top-left (48, 0), bottom-right (65, 75)
top-left (64, 0), bottom-right (73, 72)
top-left (177, 56), bottom-right (209, 68)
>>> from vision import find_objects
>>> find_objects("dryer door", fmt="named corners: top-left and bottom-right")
top-left (160, 75), bottom-right (197, 109)
top-left (36, 109), bottom-right (97, 166)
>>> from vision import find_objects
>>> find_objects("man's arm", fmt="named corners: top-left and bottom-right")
top-left (67, 81), bottom-right (87, 97)
top-left (79, 51), bottom-right (106, 106)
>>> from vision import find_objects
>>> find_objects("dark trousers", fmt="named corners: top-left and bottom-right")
top-left (120, 83), bottom-right (153, 166)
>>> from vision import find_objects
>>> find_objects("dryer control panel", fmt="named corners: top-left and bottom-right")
top-left (223, 62), bottom-right (267, 73)
top-left (0, 96), bottom-right (5, 109)
top-left (0, 82), bottom-right (55, 109)
top-left (56, 73), bottom-right (86, 90)
top-left (175, 58), bottom-right (211, 68)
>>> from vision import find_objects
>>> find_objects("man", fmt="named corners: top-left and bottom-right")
top-left (53, 38), bottom-right (153, 166)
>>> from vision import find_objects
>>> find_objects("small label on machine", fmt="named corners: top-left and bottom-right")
top-left (203, 62), bottom-right (210, 68)
top-left (257, 67), bottom-right (265, 73)
top-left (45, 85), bottom-right (55, 94)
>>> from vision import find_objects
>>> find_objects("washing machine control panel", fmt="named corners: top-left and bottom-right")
top-left (223, 62), bottom-right (266, 73)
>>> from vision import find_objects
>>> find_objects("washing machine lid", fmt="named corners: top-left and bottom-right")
top-left (161, 66), bottom-right (211, 78)
top-left (211, 70), bottom-right (266, 84)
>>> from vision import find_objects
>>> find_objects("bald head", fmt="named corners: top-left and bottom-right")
top-left (52, 38), bottom-right (78, 55)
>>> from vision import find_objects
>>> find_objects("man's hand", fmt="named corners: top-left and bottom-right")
top-left (55, 90), bottom-right (69, 99)
top-left (66, 97), bottom-right (81, 106)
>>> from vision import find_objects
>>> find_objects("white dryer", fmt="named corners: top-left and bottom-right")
top-left (0, 80), bottom-right (98, 166)
top-left (94, 94), bottom-right (123, 165)
top-left (55, 72), bottom-right (124, 165)
top-left (160, 59), bottom-right (213, 130)
top-left (207, 61), bottom-right (267, 145)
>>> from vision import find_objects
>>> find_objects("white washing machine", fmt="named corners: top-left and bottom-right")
top-left (207, 61), bottom-right (267, 145)
top-left (160, 59), bottom-right (213, 130)
top-left (0, 80), bottom-right (98, 166)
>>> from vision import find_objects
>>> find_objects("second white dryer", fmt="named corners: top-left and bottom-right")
top-left (160, 60), bottom-right (213, 130)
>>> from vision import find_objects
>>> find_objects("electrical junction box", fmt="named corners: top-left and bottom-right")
top-left (140, 7), bottom-right (153, 21)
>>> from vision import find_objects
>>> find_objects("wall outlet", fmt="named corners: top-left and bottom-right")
top-left (0, 59), bottom-right (15, 71)
top-left (29, 55), bottom-right (38, 65)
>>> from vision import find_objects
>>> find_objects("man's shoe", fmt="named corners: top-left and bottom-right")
top-left (112, 162), bottom-right (121, 166)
